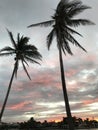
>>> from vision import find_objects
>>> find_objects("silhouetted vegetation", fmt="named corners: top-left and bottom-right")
top-left (0, 116), bottom-right (98, 129)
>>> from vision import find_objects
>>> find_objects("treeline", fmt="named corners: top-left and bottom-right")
top-left (19, 116), bottom-right (98, 129)
top-left (0, 116), bottom-right (98, 129)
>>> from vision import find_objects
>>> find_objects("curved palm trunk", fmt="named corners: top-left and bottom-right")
top-left (59, 47), bottom-right (74, 130)
top-left (0, 65), bottom-right (16, 122)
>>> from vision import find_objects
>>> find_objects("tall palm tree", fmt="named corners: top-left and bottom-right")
top-left (0, 29), bottom-right (42, 122)
top-left (28, 0), bottom-right (94, 130)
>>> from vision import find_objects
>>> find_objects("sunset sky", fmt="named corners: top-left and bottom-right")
top-left (0, 0), bottom-right (98, 123)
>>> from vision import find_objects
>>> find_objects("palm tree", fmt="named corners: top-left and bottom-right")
top-left (0, 29), bottom-right (42, 122)
top-left (28, 0), bottom-right (94, 130)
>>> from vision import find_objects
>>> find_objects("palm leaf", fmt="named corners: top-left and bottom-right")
top-left (66, 0), bottom-right (82, 9)
top-left (63, 37), bottom-right (73, 55)
top-left (68, 5), bottom-right (91, 18)
top-left (17, 33), bottom-right (20, 44)
top-left (25, 50), bottom-right (42, 60)
top-left (6, 29), bottom-right (17, 49)
top-left (22, 44), bottom-right (37, 51)
top-left (0, 46), bottom-right (15, 52)
top-left (28, 20), bottom-right (54, 28)
top-left (21, 61), bottom-right (31, 80)
top-left (65, 26), bottom-right (83, 37)
top-left (0, 52), bottom-right (15, 56)
top-left (47, 29), bottom-right (56, 50)
top-left (19, 36), bottom-right (29, 46)
top-left (64, 31), bottom-right (87, 52)
top-left (56, 1), bottom-right (65, 13)
top-left (23, 58), bottom-right (29, 66)
top-left (25, 56), bottom-right (41, 65)
top-left (68, 19), bottom-right (95, 27)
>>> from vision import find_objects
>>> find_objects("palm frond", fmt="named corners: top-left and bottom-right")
top-left (68, 5), bottom-right (91, 18)
top-left (19, 36), bottom-right (29, 46)
top-left (22, 61), bottom-right (31, 80)
top-left (63, 37), bottom-right (73, 55)
top-left (64, 31), bottom-right (87, 52)
top-left (56, 1), bottom-right (66, 13)
top-left (47, 29), bottom-right (56, 50)
top-left (0, 46), bottom-right (15, 57)
top-left (28, 20), bottom-right (54, 28)
top-left (66, 0), bottom-right (82, 9)
top-left (57, 0), bottom-right (81, 14)
top-left (68, 19), bottom-right (95, 27)
top-left (24, 45), bottom-right (42, 60)
top-left (65, 26), bottom-right (83, 37)
top-left (0, 52), bottom-right (15, 57)
top-left (61, 45), bottom-right (66, 55)
top-left (17, 33), bottom-right (20, 43)
top-left (22, 44), bottom-right (37, 51)
top-left (0, 46), bottom-right (15, 52)
top-left (26, 51), bottom-right (42, 60)
top-left (25, 56), bottom-right (41, 65)
top-left (6, 29), bottom-right (17, 49)
top-left (23, 58), bottom-right (29, 66)
top-left (56, 31), bottom-right (73, 55)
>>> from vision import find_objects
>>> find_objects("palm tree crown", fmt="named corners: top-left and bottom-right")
top-left (28, 0), bottom-right (94, 54)
top-left (0, 29), bottom-right (42, 79)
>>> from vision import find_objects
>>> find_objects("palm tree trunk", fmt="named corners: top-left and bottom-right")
top-left (59, 47), bottom-right (74, 130)
top-left (0, 65), bottom-right (16, 122)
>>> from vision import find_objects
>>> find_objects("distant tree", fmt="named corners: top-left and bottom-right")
top-left (0, 30), bottom-right (42, 122)
top-left (27, 117), bottom-right (37, 128)
top-left (43, 120), bottom-right (48, 127)
top-left (28, 0), bottom-right (94, 130)
top-left (72, 116), bottom-right (79, 128)
top-left (78, 118), bottom-right (83, 123)
top-left (84, 118), bottom-right (90, 128)
top-left (62, 117), bottom-right (68, 124)
top-left (19, 117), bottom-right (42, 129)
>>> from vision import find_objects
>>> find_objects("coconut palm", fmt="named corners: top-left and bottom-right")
top-left (0, 29), bottom-right (42, 122)
top-left (28, 0), bottom-right (94, 130)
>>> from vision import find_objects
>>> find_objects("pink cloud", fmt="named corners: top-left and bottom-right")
top-left (23, 91), bottom-right (42, 99)
top-left (84, 54), bottom-right (97, 63)
top-left (82, 98), bottom-right (98, 106)
top-left (8, 101), bottom-right (32, 111)
top-left (66, 68), bottom-right (79, 78)
top-left (32, 71), bottom-right (60, 87)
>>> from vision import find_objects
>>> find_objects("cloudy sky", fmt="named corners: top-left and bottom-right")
top-left (0, 0), bottom-right (98, 123)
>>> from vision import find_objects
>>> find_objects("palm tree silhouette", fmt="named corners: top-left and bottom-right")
top-left (28, 0), bottom-right (94, 130)
top-left (0, 29), bottom-right (42, 122)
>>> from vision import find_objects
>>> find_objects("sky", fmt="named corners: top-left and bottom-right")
top-left (0, 0), bottom-right (98, 123)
